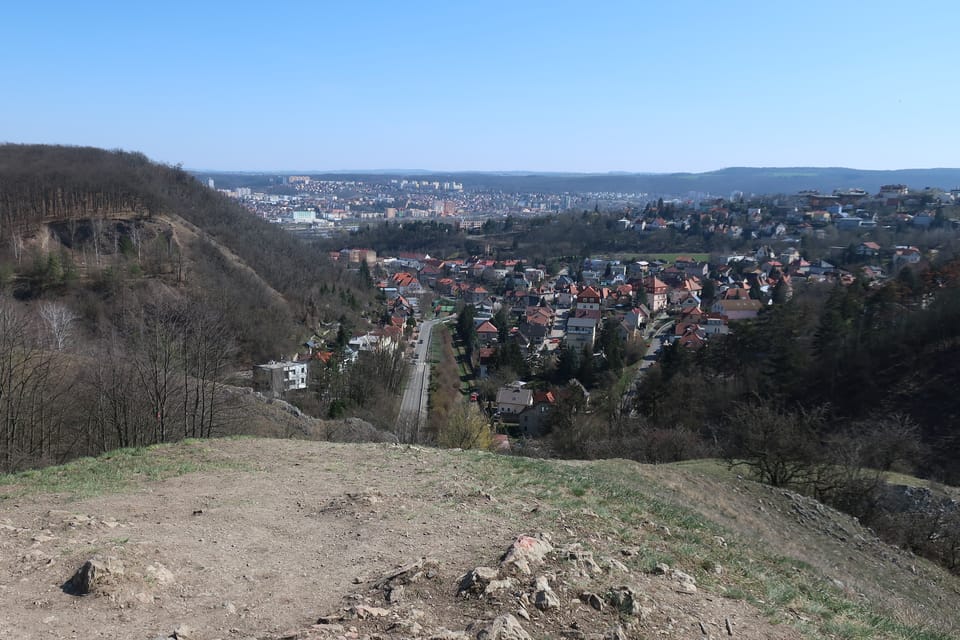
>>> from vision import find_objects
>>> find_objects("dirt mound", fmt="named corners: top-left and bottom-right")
top-left (0, 439), bottom-right (957, 640)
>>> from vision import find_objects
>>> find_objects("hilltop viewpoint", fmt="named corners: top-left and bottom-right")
top-left (1, 437), bottom-right (958, 640)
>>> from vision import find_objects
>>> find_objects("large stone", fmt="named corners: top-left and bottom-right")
top-left (668, 569), bottom-right (697, 594)
top-left (563, 545), bottom-right (601, 574)
top-left (388, 584), bottom-right (405, 603)
top-left (146, 563), bottom-right (175, 586)
top-left (485, 577), bottom-right (516, 595)
top-left (64, 557), bottom-right (124, 595)
top-left (473, 614), bottom-right (532, 640)
top-left (533, 575), bottom-right (560, 610)
top-left (500, 533), bottom-right (553, 575)
top-left (605, 586), bottom-right (650, 619)
top-left (459, 566), bottom-right (500, 596)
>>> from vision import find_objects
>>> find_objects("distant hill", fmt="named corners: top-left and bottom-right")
top-left (197, 166), bottom-right (960, 196)
top-left (0, 144), bottom-right (375, 360)
top-left (0, 144), bottom-right (384, 473)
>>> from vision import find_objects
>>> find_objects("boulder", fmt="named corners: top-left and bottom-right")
top-left (500, 533), bottom-right (553, 575)
top-left (64, 557), bottom-right (124, 595)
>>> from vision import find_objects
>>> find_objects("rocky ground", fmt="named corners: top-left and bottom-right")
top-left (0, 439), bottom-right (957, 640)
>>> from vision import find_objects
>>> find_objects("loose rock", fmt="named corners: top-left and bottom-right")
top-left (579, 592), bottom-right (604, 611)
top-left (473, 614), bottom-right (532, 640)
top-left (459, 566), bottom-right (500, 596)
top-left (500, 533), bottom-right (553, 575)
top-left (64, 557), bottom-right (124, 595)
top-left (533, 574), bottom-right (559, 610)
top-left (605, 586), bottom-right (650, 619)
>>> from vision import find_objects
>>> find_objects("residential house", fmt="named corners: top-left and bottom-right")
top-left (476, 320), bottom-right (499, 344)
top-left (574, 286), bottom-right (602, 319)
top-left (339, 248), bottom-right (377, 266)
top-left (477, 347), bottom-right (496, 379)
top-left (565, 316), bottom-right (598, 350)
top-left (702, 313), bottom-right (730, 335)
top-left (879, 184), bottom-right (909, 202)
top-left (711, 299), bottom-right (763, 321)
top-left (678, 293), bottom-right (702, 312)
top-left (675, 256), bottom-right (709, 279)
top-left (521, 307), bottom-right (553, 342)
top-left (644, 276), bottom-right (668, 313)
top-left (435, 277), bottom-right (456, 297)
top-left (496, 382), bottom-right (534, 421)
top-left (676, 325), bottom-right (707, 349)
top-left (524, 267), bottom-right (546, 285)
top-left (391, 272), bottom-right (424, 298)
top-left (419, 263), bottom-right (442, 287)
top-left (893, 246), bottom-right (922, 269)
top-left (807, 260), bottom-right (836, 277)
top-left (860, 265), bottom-right (884, 281)
top-left (624, 305), bottom-right (651, 331)
top-left (390, 295), bottom-right (414, 319)
top-left (465, 285), bottom-right (490, 305)
top-left (517, 390), bottom-right (557, 437)
top-left (253, 361), bottom-right (308, 397)
top-left (506, 327), bottom-right (532, 354)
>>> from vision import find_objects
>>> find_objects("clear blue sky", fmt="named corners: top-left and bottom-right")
top-left (2, 1), bottom-right (958, 172)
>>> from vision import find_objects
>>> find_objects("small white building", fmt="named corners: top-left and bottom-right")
top-left (253, 361), bottom-right (308, 397)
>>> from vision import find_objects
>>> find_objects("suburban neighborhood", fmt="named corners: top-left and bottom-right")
top-left (248, 179), bottom-right (960, 449)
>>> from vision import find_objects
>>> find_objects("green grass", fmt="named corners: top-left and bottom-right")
top-left (448, 449), bottom-right (956, 640)
top-left (0, 439), bottom-right (247, 501)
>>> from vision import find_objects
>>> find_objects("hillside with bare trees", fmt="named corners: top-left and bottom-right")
top-left (0, 144), bottom-right (379, 471)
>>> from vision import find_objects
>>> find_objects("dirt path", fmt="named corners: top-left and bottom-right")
top-left (0, 440), bottom-right (509, 639)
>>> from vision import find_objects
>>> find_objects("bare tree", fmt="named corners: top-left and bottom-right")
top-left (132, 300), bottom-right (185, 443)
top-left (38, 301), bottom-right (77, 351)
top-left (0, 296), bottom-right (70, 470)
top-left (180, 305), bottom-right (235, 438)
top-left (130, 222), bottom-right (143, 264)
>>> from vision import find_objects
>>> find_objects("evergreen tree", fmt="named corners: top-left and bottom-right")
top-left (577, 345), bottom-right (596, 387)
top-left (555, 344), bottom-right (580, 382)
top-left (358, 260), bottom-right (373, 288)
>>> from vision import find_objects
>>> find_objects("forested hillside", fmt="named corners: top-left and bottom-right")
top-left (0, 144), bottom-right (376, 471)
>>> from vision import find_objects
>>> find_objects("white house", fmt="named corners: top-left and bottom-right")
top-left (253, 361), bottom-right (308, 397)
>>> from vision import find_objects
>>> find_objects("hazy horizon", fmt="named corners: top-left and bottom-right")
top-left (4, 1), bottom-right (958, 173)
